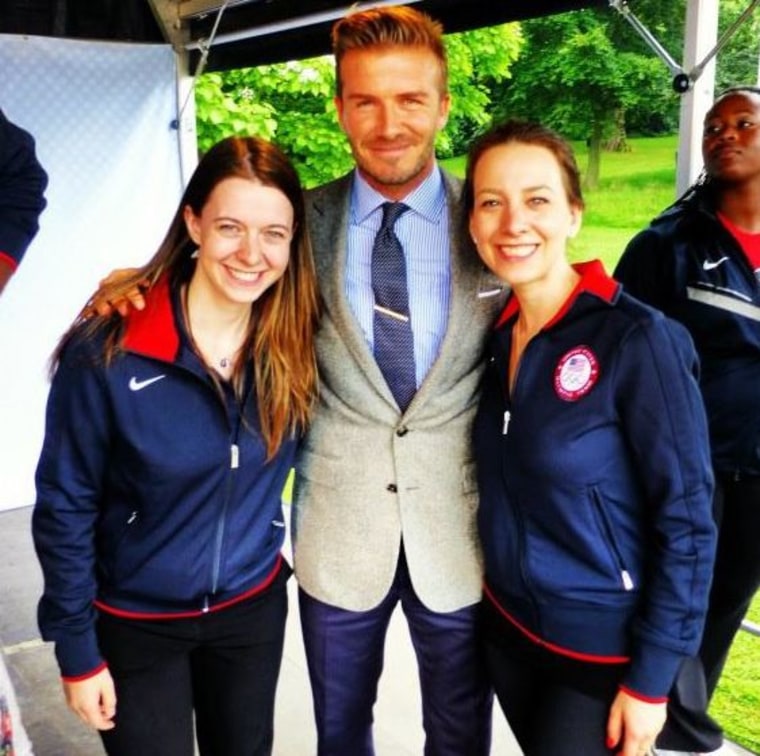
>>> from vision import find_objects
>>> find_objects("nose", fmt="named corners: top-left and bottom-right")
top-left (713, 124), bottom-right (738, 143)
top-left (238, 231), bottom-right (264, 265)
top-left (377, 103), bottom-right (403, 137)
top-left (499, 204), bottom-right (528, 235)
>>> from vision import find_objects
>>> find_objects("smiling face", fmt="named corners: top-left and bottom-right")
top-left (703, 91), bottom-right (760, 185)
top-left (468, 142), bottom-right (582, 292)
top-left (184, 176), bottom-right (293, 310)
top-left (335, 45), bottom-right (450, 200)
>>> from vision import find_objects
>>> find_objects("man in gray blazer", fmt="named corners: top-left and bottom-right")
top-left (292, 7), bottom-right (506, 754)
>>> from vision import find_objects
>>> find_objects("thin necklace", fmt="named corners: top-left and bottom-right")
top-left (181, 284), bottom-right (238, 373)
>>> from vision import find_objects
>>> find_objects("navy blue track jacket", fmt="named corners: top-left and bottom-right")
top-left (475, 261), bottom-right (717, 699)
top-left (33, 276), bottom-right (294, 679)
top-left (615, 191), bottom-right (760, 476)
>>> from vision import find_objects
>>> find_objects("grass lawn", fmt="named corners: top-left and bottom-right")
top-left (442, 134), bottom-right (681, 271)
top-left (443, 134), bottom-right (760, 753)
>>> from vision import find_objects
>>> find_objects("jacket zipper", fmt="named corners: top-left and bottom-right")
top-left (498, 341), bottom-right (541, 621)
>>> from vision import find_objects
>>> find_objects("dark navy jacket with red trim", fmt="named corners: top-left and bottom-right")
top-left (0, 109), bottom-right (48, 271)
top-left (33, 276), bottom-right (294, 679)
top-left (474, 260), bottom-right (717, 700)
top-left (615, 190), bottom-right (760, 476)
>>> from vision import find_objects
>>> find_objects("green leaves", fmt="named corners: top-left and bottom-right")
top-left (193, 25), bottom-right (522, 186)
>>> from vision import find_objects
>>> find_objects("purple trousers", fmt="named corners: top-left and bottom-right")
top-left (298, 546), bottom-right (492, 756)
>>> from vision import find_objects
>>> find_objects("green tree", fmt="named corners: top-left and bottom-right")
top-left (490, 10), bottom-right (665, 189)
top-left (715, 0), bottom-right (760, 91)
top-left (194, 24), bottom-right (522, 187)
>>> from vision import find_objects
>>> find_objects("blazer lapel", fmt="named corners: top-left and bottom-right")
top-left (410, 173), bottom-right (507, 407)
top-left (307, 175), bottom-right (395, 398)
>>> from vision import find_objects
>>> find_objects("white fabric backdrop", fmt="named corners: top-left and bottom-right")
top-left (0, 34), bottom-right (184, 510)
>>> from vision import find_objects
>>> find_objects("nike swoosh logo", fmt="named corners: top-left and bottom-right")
top-left (703, 256), bottom-right (729, 271)
top-left (129, 375), bottom-right (166, 391)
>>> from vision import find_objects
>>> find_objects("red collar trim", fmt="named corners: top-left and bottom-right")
top-left (121, 276), bottom-right (180, 362)
top-left (496, 259), bottom-right (619, 329)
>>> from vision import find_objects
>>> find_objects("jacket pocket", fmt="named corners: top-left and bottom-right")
top-left (590, 488), bottom-right (635, 592)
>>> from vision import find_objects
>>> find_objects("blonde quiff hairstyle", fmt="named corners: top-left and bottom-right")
top-left (332, 5), bottom-right (448, 97)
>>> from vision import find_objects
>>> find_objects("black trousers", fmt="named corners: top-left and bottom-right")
top-left (483, 603), bottom-right (624, 756)
top-left (656, 473), bottom-right (760, 751)
top-left (97, 572), bottom-right (288, 756)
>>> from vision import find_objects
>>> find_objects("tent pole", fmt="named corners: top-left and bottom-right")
top-left (676, 0), bottom-right (718, 196)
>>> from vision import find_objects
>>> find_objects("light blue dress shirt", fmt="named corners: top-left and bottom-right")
top-left (345, 167), bottom-right (452, 388)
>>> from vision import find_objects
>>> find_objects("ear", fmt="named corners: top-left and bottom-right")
top-left (183, 205), bottom-right (201, 245)
top-left (334, 95), bottom-right (346, 132)
top-left (437, 93), bottom-right (451, 131)
top-left (468, 216), bottom-right (478, 247)
top-left (567, 206), bottom-right (583, 239)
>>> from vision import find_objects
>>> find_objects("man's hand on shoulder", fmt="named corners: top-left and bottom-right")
top-left (82, 268), bottom-right (147, 318)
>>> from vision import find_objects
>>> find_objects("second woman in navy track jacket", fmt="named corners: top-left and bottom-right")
top-left (32, 136), bottom-right (319, 756)
top-left (464, 120), bottom-right (717, 756)
top-left (615, 85), bottom-right (760, 754)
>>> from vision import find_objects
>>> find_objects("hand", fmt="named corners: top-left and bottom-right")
top-left (62, 667), bottom-right (117, 730)
top-left (81, 267), bottom-right (146, 318)
top-left (606, 689), bottom-right (666, 756)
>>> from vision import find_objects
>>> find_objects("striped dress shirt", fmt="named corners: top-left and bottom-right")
top-left (345, 167), bottom-right (452, 388)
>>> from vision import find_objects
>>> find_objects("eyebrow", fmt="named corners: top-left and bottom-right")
top-left (345, 90), bottom-right (430, 101)
top-left (475, 184), bottom-right (555, 195)
top-left (706, 109), bottom-right (757, 120)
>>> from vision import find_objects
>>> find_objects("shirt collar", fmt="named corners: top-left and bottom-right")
top-left (497, 259), bottom-right (620, 328)
top-left (350, 164), bottom-right (446, 226)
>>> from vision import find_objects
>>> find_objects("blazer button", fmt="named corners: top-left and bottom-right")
top-left (387, 483), bottom-right (398, 493)
top-left (396, 426), bottom-right (408, 437)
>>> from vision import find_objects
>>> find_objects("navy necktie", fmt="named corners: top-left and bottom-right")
top-left (372, 202), bottom-right (416, 411)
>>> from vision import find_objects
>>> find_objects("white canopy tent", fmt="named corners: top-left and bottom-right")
top-left (0, 0), bottom-right (748, 510)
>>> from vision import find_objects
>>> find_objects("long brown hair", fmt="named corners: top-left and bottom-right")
top-left (56, 136), bottom-right (320, 458)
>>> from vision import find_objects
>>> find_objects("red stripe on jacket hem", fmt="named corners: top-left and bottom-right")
top-left (483, 582), bottom-right (630, 665)
top-left (94, 554), bottom-right (283, 620)
top-left (61, 660), bottom-right (108, 683)
top-left (618, 684), bottom-right (668, 704)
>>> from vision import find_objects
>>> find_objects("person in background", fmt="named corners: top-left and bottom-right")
top-left (0, 108), bottom-right (48, 294)
top-left (0, 106), bottom-right (48, 756)
top-left (614, 85), bottom-right (760, 756)
top-left (466, 119), bottom-right (717, 756)
top-left (32, 135), bottom-right (319, 756)
top-left (84, 7), bottom-right (505, 754)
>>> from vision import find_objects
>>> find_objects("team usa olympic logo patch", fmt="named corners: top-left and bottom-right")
top-left (554, 346), bottom-right (600, 401)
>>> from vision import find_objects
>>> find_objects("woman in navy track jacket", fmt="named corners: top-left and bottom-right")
top-left (32, 136), bottom-right (319, 756)
top-left (464, 120), bottom-right (717, 756)
top-left (615, 86), bottom-right (760, 755)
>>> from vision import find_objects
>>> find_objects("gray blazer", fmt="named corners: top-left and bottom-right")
top-left (292, 169), bottom-right (507, 613)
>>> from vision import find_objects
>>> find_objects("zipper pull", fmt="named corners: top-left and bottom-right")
top-left (230, 443), bottom-right (240, 469)
top-left (127, 511), bottom-right (138, 525)
top-left (621, 570), bottom-right (634, 591)
top-left (502, 410), bottom-right (511, 435)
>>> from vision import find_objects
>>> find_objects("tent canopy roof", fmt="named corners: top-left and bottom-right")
top-left (2, 0), bottom-right (608, 71)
